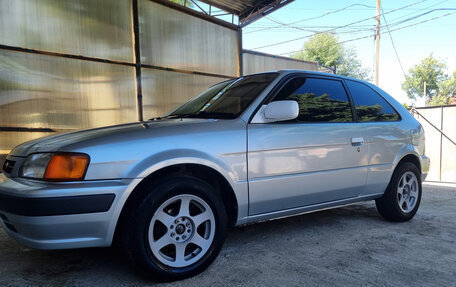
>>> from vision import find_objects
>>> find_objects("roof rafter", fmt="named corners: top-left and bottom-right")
top-left (239, 0), bottom-right (294, 27)
top-left (197, 0), bottom-right (294, 27)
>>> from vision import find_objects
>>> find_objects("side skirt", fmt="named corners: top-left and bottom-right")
top-left (236, 193), bottom-right (384, 225)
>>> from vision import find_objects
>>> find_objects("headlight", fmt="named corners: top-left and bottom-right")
top-left (20, 153), bottom-right (90, 181)
top-left (20, 153), bottom-right (53, 179)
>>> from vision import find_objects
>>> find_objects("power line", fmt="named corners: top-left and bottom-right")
top-left (243, 1), bottom-right (370, 34)
top-left (246, 0), bottom-right (448, 32)
top-left (277, 10), bottom-right (456, 56)
top-left (277, 34), bottom-right (375, 56)
top-left (382, 8), bottom-right (456, 29)
top-left (383, 0), bottom-right (448, 23)
top-left (264, 3), bottom-right (377, 32)
top-left (244, 28), bottom-right (374, 35)
top-left (243, 24), bottom-right (374, 34)
top-left (385, 9), bottom-right (456, 33)
top-left (247, 3), bottom-right (449, 32)
top-left (250, 0), bottom-right (431, 49)
top-left (261, 15), bottom-right (374, 35)
top-left (381, 7), bottom-right (407, 79)
top-left (254, 7), bottom-right (456, 36)
top-left (247, 24), bottom-right (373, 29)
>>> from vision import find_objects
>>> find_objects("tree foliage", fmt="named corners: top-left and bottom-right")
top-left (438, 71), bottom-right (456, 99)
top-left (337, 47), bottom-right (371, 81)
top-left (292, 33), bottom-right (343, 68)
top-left (401, 103), bottom-right (411, 109)
top-left (401, 55), bottom-right (447, 102)
top-left (291, 33), bottom-right (371, 81)
top-left (428, 94), bottom-right (451, 106)
top-left (427, 73), bottom-right (456, 106)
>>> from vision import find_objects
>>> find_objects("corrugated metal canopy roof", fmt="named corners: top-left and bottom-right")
top-left (198, 0), bottom-right (294, 27)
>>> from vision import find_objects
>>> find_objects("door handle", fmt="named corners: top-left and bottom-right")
top-left (351, 137), bottom-right (364, 146)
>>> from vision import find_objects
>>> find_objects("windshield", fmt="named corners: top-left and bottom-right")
top-left (163, 73), bottom-right (279, 119)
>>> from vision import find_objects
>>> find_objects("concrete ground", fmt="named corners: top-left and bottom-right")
top-left (0, 183), bottom-right (455, 287)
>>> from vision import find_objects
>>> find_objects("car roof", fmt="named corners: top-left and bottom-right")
top-left (277, 69), bottom-right (363, 82)
top-left (244, 69), bottom-right (369, 85)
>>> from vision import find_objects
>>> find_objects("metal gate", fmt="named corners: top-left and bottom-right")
top-left (411, 105), bottom-right (456, 183)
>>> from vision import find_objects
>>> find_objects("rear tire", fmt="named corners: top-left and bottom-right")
top-left (376, 162), bottom-right (422, 222)
top-left (122, 176), bottom-right (227, 282)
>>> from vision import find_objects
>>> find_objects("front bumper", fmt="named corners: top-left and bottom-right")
top-left (0, 173), bottom-right (132, 249)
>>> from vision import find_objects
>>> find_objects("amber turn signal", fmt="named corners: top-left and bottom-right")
top-left (44, 154), bottom-right (89, 180)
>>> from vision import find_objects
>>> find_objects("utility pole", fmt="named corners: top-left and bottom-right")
top-left (374, 0), bottom-right (381, 86)
top-left (424, 81), bottom-right (427, 105)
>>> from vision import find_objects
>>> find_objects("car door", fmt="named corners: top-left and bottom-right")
top-left (345, 80), bottom-right (405, 196)
top-left (247, 76), bottom-right (368, 215)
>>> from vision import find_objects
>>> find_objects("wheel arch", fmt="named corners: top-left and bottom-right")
top-left (376, 155), bottom-right (422, 222)
top-left (112, 163), bottom-right (239, 245)
top-left (385, 151), bottom-right (422, 190)
top-left (396, 153), bottom-right (421, 173)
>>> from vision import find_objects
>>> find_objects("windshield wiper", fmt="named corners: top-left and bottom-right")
top-left (148, 113), bottom-right (193, 120)
top-left (187, 111), bottom-right (235, 119)
top-left (150, 111), bottom-right (235, 120)
top-left (149, 116), bottom-right (164, 120)
top-left (163, 113), bottom-right (196, 119)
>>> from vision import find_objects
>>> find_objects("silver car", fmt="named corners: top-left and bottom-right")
top-left (0, 70), bottom-right (429, 281)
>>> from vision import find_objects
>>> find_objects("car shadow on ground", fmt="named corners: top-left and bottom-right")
top-left (0, 202), bottom-right (383, 286)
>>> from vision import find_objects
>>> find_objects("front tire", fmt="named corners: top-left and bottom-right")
top-left (376, 162), bottom-right (422, 222)
top-left (123, 176), bottom-right (227, 281)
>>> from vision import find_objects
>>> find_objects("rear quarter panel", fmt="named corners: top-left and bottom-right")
top-left (362, 83), bottom-right (425, 196)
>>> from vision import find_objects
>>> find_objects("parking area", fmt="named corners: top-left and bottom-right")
top-left (0, 183), bottom-right (455, 287)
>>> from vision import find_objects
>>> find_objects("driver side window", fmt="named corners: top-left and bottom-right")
top-left (272, 77), bottom-right (354, 123)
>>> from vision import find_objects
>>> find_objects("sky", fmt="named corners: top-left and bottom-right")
top-left (241, 0), bottom-right (456, 106)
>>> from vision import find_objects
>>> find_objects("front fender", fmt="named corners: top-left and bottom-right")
top-left (128, 149), bottom-right (242, 182)
top-left (104, 150), bottom-right (249, 244)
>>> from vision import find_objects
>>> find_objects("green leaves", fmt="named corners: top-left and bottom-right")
top-left (291, 33), bottom-right (371, 81)
top-left (428, 94), bottom-right (451, 106)
top-left (401, 55), bottom-right (448, 103)
top-left (337, 47), bottom-right (371, 81)
top-left (437, 71), bottom-right (456, 99)
top-left (301, 33), bottom-right (343, 68)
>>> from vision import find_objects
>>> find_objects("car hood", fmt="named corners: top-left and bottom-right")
top-left (9, 118), bottom-right (227, 157)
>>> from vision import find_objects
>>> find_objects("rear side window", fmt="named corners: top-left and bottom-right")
top-left (272, 77), bottom-right (353, 122)
top-left (346, 80), bottom-right (400, 122)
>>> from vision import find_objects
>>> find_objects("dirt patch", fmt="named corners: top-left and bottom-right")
top-left (0, 183), bottom-right (455, 286)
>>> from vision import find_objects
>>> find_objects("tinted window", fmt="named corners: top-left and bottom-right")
top-left (167, 73), bottom-right (278, 119)
top-left (346, 80), bottom-right (400, 122)
top-left (273, 77), bottom-right (353, 122)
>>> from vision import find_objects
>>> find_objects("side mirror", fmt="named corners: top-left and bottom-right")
top-left (251, 100), bottom-right (299, 123)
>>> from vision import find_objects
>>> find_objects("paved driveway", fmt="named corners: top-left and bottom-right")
top-left (1, 183), bottom-right (455, 287)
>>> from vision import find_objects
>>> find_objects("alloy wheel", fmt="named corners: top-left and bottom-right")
top-left (397, 171), bottom-right (419, 213)
top-left (148, 194), bottom-right (215, 268)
